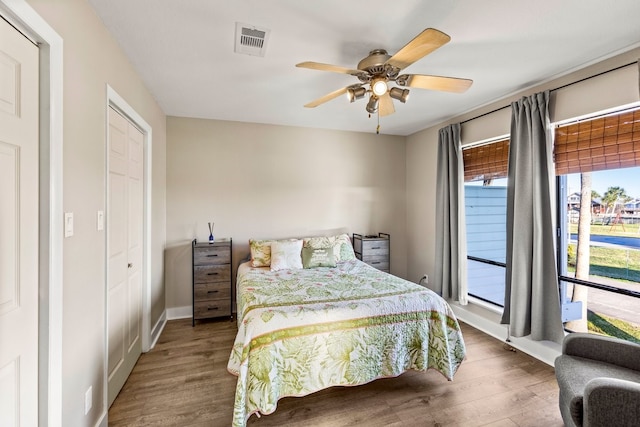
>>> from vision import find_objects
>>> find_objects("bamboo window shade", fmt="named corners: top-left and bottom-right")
top-left (554, 109), bottom-right (640, 175)
top-left (462, 108), bottom-right (640, 182)
top-left (463, 138), bottom-right (509, 182)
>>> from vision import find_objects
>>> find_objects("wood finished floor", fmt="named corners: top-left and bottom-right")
top-left (108, 319), bottom-right (564, 427)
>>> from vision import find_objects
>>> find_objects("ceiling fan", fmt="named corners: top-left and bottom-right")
top-left (296, 28), bottom-right (472, 119)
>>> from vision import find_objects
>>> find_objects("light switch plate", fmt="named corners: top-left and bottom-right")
top-left (97, 210), bottom-right (104, 231)
top-left (64, 212), bottom-right (74, 237)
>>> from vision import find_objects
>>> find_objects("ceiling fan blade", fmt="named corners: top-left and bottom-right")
top-left (378, 93), bottom-right (395, 117)
top-left (296, 61), bottom-right (363, 76)
top-left (403, 74), bottom-right (473, 93)
top-left (385, 28), bottom-right (450, 70)
top-left (304, 86), bottom-right (349, 108)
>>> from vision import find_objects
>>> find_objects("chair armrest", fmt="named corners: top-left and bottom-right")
top-left (563, 333), bottom-right (640, 371)
top-left (584, 378), bottom-right (640, 427)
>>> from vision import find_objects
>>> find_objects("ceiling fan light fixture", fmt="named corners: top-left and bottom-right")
top-left (347, 86), bottom-right (366, 103)
top-left (389, 87), bottom-right (410, 103)
top-left (297, 27), bottom-right (472, 121)
top-left (366, 96), bottom-right (379, 114)
top-left (371, 78), bottom-right (388, 96)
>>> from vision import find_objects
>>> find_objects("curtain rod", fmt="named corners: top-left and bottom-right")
top-left (460, 60), bottom-right (638, 125)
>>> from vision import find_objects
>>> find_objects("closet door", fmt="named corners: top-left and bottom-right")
top-left (107, 106), bottom-right (143, 406)
top-left (0, 16), bottom-right (39, 426)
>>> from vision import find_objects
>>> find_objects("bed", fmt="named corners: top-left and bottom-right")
top-left (227, 235), bottom-right (466, 427)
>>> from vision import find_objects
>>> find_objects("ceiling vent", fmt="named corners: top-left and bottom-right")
top-left (234, 22), bottom-right (270, 57)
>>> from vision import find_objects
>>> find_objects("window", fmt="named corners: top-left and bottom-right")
top-left (554, 107), bottom-right (640, 341)
top-left (462, 107), bottom-right (640, 344)
top-left (463, 137), bottom-right (509, 306)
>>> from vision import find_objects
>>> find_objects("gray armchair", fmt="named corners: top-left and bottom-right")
top-left (554, 333), bottom-right (640, 426)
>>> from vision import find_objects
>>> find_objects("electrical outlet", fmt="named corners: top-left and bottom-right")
top-left (422, 274), bottom-right (429, 284)
top-left (84, 386), bottom-right (92, 415)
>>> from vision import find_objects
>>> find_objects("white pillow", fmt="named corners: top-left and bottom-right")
top-left (270, 239), bottom-right (303, 271)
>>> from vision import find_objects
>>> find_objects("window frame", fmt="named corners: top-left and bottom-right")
top-left (553, 104), bottom-right (640, 303)
top-left (463, 103), bottom-right (640, 311)
top-left (463, 135), bottom-right (510, 308)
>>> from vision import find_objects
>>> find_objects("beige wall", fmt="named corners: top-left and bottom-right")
top-left (12, 0), bottom-right (639, 423)
top-left (166, 117), bottom-right (407, 310)
top-left (25, 0), bottom-right (167, 425)
top-left (406, 47), bottom-right (640, 293)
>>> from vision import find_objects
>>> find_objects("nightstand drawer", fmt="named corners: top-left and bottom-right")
top-left (194, 245), bottom-right (231, 265)
top-left (194, 299), bottom-right (231, 319)
top-left (362, 240), bottom-right (389, 256)
top-left (194, 264), bottom-right (231, 283)
top-left (194, 282), bottom-right (231, 301)
top-left (362, 256), bottom-right (389, 271)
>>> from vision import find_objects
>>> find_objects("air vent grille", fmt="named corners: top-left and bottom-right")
top-left (235, 23), bottom-right (270, 57)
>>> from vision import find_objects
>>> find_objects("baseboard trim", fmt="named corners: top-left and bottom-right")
top-left (96, 411), bottom-right (106, 427)
top-left (148, 310), bottom-right (167, 350)
top-left (450, 302), bottom-right (561, 367)
top-left (166, 305), bottom-right (192, 320)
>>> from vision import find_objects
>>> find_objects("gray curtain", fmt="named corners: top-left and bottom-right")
top-left (501, 91), bottom-right (564, 343)
top-left (434, 123), bottom-right (468, 305)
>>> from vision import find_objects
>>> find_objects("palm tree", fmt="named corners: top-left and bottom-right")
top-left (566, 172), bottom-right (591, 332)
top-left (602, 186), bottom-right (628, 214)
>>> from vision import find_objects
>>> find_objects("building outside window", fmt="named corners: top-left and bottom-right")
top-left (463, 137), bottom-right (509, 306)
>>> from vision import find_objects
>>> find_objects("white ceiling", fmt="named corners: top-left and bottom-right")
top-left (87, 0), bottom-right (640, 136)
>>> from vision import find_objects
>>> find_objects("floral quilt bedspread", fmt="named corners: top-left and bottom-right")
top-left (227, 259), bottom-right (466, 427)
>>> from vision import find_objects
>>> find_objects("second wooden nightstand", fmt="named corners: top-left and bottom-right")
top-left (353, 233), bottom-right (390, 272)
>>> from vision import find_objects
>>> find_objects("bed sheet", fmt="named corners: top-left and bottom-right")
top-left (227, 259), bottom-right (465, 426)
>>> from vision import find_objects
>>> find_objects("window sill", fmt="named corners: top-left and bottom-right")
top-left (467, 295), bottom-right (503, 315)
top-left (450, 298), bottom-right (561, 366)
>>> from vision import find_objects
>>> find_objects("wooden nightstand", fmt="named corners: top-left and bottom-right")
top-left (192, 238), bottom-right (232, 325)
top-left (352, 233), bottom-right (390, 272)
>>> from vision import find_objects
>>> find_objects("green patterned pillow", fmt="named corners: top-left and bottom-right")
top-left (335, 233), bottom-right (356, 261)
top-left (303, 234), bottom-right (356, 262)
top-left (303, 236), bottom-right (335, 249)
top-left (301, 246), bottom-right (336, 268)
top-left (249, 239), bottom-right (274, 267)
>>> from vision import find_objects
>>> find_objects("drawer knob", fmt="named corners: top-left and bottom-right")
top-left (207, 290), bottom-right (219, 294)
top-left (371, 261), bottom-right (380, 264)
top-left (207, 254), bottom-right (218, 257)
top-left (207, 272), bottom-right (219, 276)
top-left (207, 306), bottom-right (219, 311)
top-left (371, 247), bottom-right (381, 250)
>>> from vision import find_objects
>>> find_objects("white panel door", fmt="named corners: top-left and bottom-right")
top-left (107, 106), bottom-right (143, 406)
top-left (0, 17), bottom-right (39, 427)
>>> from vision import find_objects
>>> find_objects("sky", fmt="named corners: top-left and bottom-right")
top-left (566, 167), bottom-right (640, 200)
